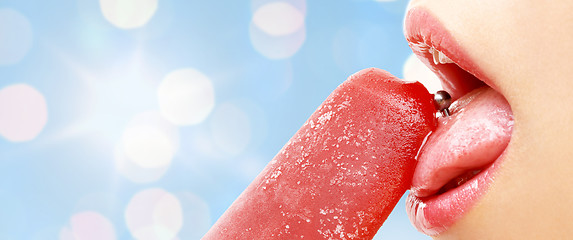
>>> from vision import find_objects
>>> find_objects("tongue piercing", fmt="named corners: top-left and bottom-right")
top-left (433, 90), bottom-right (452, 117)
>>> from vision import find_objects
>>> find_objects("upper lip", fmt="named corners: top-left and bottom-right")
top-left (404, 7), bottom-right (496, 101)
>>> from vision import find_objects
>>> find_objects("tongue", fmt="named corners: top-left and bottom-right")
top-left (411, 87), bottom-right (514, 197)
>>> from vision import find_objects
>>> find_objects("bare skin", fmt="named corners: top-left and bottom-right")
top-left (406, 0), bottom-right (573, 239)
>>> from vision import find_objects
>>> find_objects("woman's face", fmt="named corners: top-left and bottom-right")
top-left (405, 0), bottom-right (573, 239)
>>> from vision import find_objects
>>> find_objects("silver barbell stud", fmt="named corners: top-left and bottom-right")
top-left (433, 90), bottom-right (452, 117)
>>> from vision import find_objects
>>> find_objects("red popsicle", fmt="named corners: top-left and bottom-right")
top-left (204, 68), bottom-right (437, 239)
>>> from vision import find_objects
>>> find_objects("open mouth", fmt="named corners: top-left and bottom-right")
top-left (404, 7), bottom-right (515, 236)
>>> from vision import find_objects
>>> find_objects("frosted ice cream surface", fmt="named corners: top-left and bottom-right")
top-left (203, 68), bottom-right (436, 239)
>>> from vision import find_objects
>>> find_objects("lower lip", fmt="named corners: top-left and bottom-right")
top-left (406, 149), bottom-right (508, 236)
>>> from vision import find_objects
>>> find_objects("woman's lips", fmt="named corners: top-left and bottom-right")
top-left (408, 87), bottom-right (514, 236)
top-left (404, 7), bottom-right (515, 236)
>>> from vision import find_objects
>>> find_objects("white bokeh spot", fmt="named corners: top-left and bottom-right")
top-left (0, 84), bottom-right (48, 142)
top-left (122, 125), bottom-right (174, 169)
top-left (116, 111), bottom-right (179, 180)
top-left (125, 188), bottom-right (183, 240)
top-left (251, 0), bottom-right (307, 15)
top-left (100, 0), bottom-right (158, 29)
top-left (0, 8), bottom-right (33, 65)
top-left (403, 54), bottom-right (443, 93)
top-left (60, 211), bottom-right (116, 240)
top-left (252, 2), bottom-right (304, 36)
top-left (250, 1), bottom-right (306, 59)
top-left (158, 68), bottom-right (215, 126)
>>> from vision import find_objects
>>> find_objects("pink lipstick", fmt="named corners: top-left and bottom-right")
top-left (404, 7), bottom-right (514, 236)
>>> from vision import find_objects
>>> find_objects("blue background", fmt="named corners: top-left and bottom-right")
top-left (0, 0), bottom-right (430, 239)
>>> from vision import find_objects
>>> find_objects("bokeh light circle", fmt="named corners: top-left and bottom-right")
top-left (100, 0), bottom-right (158, 29)
top-left (125, 188), bottom-right (183, 240)
top-left (122, 125), bottom-right (174, 169)
top-left (0, 84), bottom-right (48, 142)
top-left (116, 111), bottom-right (179, 183)
top-left (252, 2), bottom-right (304, 36)
top-left (158, 68), bottom-right (215, 126)
top-left (250, 2), bottom-right (306, 59)
top-left (60, 211), bottom-right (116, 240)
top-left (251, 0), bottom-right (306, 15)
top-left (403, 54), bottom-right (443, 93)
top-left (0, 8), bottom-right (33, 65)
top-left (209, 102), bottom-right (252, 156)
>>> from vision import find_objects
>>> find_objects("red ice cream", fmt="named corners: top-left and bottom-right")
top-left (203, 68), bottom-right (437, 239)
